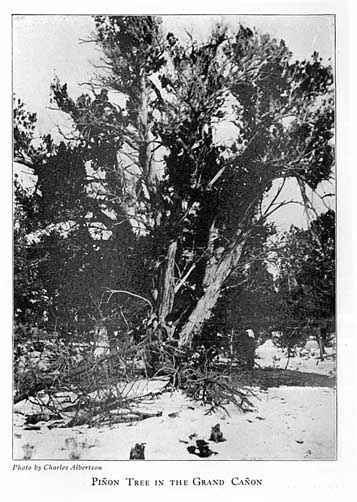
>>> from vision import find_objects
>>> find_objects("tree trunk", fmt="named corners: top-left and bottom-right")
top-left (139, 72), bottom-right (163, 225)
top-left (316, 328), bottom-right (325, 361)
top-left (140, 74), bottom-right (151, 177)
top-left (158, 240), bottom-right (177, 329)
top-left (139, 73), bottom-right (161, 191)
top-left (178, 237), bottom-right (247, 347)
top-left (93, 323), bottom-right (110, 358)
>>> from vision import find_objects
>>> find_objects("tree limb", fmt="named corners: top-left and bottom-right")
top-left (104, 288), bottom-right (153, 313)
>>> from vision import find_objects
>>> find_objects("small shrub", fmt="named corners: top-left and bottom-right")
top-left (22, 443), bottom-right (35, 460)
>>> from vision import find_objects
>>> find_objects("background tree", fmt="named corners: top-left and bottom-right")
top-left (273, 209), bottom-right (335, 359)
top-left (13, 97), bottom-right (147, 352)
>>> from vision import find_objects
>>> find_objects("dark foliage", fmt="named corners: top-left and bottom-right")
top-left (13, 17), bottom-right (334, 414)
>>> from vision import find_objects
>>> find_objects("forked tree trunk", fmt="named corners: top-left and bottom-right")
top-left (178, 237), bottom-right (247, 347)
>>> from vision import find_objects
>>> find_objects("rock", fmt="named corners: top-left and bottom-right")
top-left (196, 439), bottom-right (209, 449)
top-left (130, 443), bottom-right (145, 460)
top-left (190, 440), bottom-right (218, 458)
top-left (209, 424), bottom-right (226, 443)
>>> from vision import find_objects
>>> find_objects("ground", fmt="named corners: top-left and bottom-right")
top-left (13, 337), bottom-right (336, 461)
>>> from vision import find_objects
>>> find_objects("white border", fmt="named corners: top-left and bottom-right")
top-left (2, 2), bottom-right (356, 501)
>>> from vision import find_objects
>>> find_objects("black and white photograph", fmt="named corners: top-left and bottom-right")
top-left (12, 13), bottom-right (336, 462)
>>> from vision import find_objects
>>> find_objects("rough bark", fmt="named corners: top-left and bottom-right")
top-left (139, 73), bottom-right (161, 191)
top-left (178, 236), bottom-right (247, 347)
top-left (140, 74), bottom-right (151, 178)
top-left (158, 240), bottom-right (177, 328)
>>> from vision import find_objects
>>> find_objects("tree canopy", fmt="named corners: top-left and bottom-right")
top-left (275, 209), bottom-right (335, 332)
top-left (14, 16), bottom-right (335, 352)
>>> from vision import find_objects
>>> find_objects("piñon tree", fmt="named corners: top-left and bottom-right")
top-left (15, 16), bottom-right (335, 352)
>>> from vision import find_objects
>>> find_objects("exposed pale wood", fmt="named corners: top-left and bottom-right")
top-left (158, 240), bottom-right (177, 330)
top-left (178, 237), bottom-right (247, 347)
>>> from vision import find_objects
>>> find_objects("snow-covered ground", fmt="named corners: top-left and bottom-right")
top-left (13, 338), bottom-right (336, 461)
top-left (256, 338), bottom-right (336, 376)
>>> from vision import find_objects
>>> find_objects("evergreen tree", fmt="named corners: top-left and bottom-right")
top-left (15, 17), bottom-right (335, 352)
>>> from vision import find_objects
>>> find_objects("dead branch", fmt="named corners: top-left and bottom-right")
top-left (104, 288), bottom-right (153, 313)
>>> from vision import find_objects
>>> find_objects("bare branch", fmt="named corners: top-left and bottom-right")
top-left (262, 177), bottom-right (286, 217)
top-left (263, 199), bottom-right (305, 220)
top-left (104, 288), bottom-right (153, 313)
top-left (221, 277), bottom-right (250, 292)
top-left (207, 165), bottom-right (226, 190)
top-left (174, 262), bottom-right (197, 294)
top-left (14, 156), bottom-right (36, 169)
